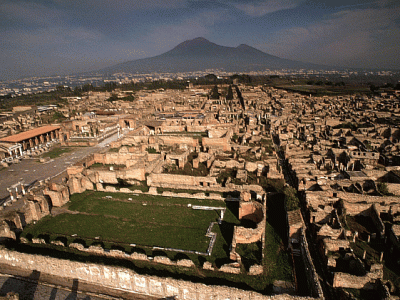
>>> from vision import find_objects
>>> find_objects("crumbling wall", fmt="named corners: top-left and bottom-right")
top-left (370, 204), bottom-right (385, 236)
top-left (0, 222), bottom-right (16, 240)
top-left (332, 265), bottom-right (383, 289)
top-left (94, 152), bottom-right (148, 166)
top-left (300, 228), bottom-right (324, 298)
top-left (233, 222), bottom-right (265, 244)
top-left (239, 201), bottom-right (264, 223)
top-left (147, 174), bottom-right (220, 189)
top-left (202, 137), bottom-right (231, 151)
top-left (22, 194), bottom-right (51, 224)
top-left (159, 136), bottom-right (199, 148)
top-left (387, 183), bottom-right (400, 196)
top-left (0, 249), bottom-right (317, 300)
top-left (43, 183), bottom-right (69, 207)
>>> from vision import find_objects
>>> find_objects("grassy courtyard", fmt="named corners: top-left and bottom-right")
top-left (23, 191), bottom-right (224, 252)
top-left (18, 189), bottom-right (293, 293)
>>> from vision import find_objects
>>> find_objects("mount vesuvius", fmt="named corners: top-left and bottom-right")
top-left (99, 37), bottom-right (326, 74)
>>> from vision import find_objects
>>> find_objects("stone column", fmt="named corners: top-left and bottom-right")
top-left (220, 209), bottom-right (225, 223)
top-left (7, 188), bottom-right (14, 201)
top-left (20, 183), bottom-right (26, 195)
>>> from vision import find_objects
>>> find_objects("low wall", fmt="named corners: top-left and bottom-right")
top-left (159, 135), bottom-right (199, 148)
top-left (387, 183), bottom-right (400, 196)
top-left (332, 272), bottom-right (380, 289)
top-left (300, 229), bottom-right (324, 299)
top-left (147, 174), bottom-right (219, 189)
top-left (370, 204), bottom-right (385, 236)
top-left (0, 249), bottom-right (318, 300)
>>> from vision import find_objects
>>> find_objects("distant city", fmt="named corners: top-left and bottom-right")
top-left (1, 68), bottom-right (399, 98)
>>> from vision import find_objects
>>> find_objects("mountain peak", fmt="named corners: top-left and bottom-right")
top-left (191, 37), bottom-right (210, 43)
top-left (175, 37), bottom-right (212, 48)
top-left (237, 44), bottom-right (250, 49)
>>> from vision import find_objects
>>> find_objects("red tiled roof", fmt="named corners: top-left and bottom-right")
top-left (0, 125), bottom-right (60, 143)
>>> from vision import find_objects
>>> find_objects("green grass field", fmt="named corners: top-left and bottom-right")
top-left (17, 190), bottom-right (294, 293)
top-left (23, 191), bottom-right (225, 252)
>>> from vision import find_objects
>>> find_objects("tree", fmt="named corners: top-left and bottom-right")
top-left (377, 182), bottom-right (389, 195)
top-left (369, 84), bottom-right (378, 93)
top-left (226, 85), bottom-right (234, 100)
top-left (210, 85), bottom-right (219, 99)
top-left (284, 186), bottom-right (300, 211)
top-left (205, 74), bottom-right (217, 82)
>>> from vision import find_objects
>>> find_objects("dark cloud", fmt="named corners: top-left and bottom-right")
top-left (261, 3), bottom-right (400, 69)
top-left (0, 0), bottom-right (399, 80)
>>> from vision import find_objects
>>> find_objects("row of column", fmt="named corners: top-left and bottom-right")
top-left (7, 182), bottom-right (26, 201)
top-left (21, 129), bottom-right (60, 151)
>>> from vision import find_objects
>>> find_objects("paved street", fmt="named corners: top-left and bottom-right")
top-left (0, 133), bottom-right (119, 204)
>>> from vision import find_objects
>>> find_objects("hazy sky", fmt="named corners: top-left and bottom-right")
top-left (1, 0), bottom-right (399, 80)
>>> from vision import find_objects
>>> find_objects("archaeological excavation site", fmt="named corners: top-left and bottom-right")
top-left (0, 81), bottom-right (399, 300)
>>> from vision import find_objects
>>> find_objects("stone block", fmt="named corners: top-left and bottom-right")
top-left (81, 176), bottom-right (94, 190)
top-left (67, 166), bottom-right (85, 176)
top-left (219, 263), bottom-right (241, 274)
top-left (193, 158), bottom-right (199, 169)
top-left (176, 259), bottom-right (195, 268)
top-left (131, 252), bottom-right (148, 261)
top-left (44, 188), bottom-right (69, 207)
top-left (0, 222), bottom-right (16, 240)
top-left (69, 243), bottom-right (85, 251)
top-left (203, 261), bottom-right (214, 271)
top-left (68, 176), bottom-right (85, 194)
top-left (154, 256), bottom-right (175, 265)
top-left (245, 161), bottom-right (258, 172)
top-left (51, 240), bottom-right (65, 247)
top-left (240, 191), bottom-right (251, 202)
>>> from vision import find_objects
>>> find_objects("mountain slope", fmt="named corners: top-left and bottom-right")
top-left (100, 37), bottom-right (325, 74)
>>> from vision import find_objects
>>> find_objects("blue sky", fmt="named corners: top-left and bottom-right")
top-left (1, 0), bottom-right (399, 80)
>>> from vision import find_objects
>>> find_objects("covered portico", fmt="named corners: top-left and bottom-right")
top-left (0, 142), bottom-right (23, 161)
top-left (0, 125), bottom-right (61, 155)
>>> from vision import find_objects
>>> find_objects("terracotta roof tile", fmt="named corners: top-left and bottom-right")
top-left (0, 125), bottom-right (60, 143)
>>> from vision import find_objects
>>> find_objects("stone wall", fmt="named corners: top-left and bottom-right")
top-left (147, 174), bottom-right (220, 189)
top-left (370, 204), bottom-right (385, 237)
top-left (387, 183), bottom-right (400, 196)
top-left (161, 125), bottom-right (186, 132)
top-left (93, 152), bottom-right (148, 166)
top-left (239, 201), bottom-right (264, 223)
top-left (202, 137), bottom-right (231, 151)
top-left (332, 266), bottom-right (383, 289)
top-left (159, 135), bottom-right (199, 148)
top-left (300, 228), bottom-right (324, 299)
top-left (0, 249), bottom-right (319, 300)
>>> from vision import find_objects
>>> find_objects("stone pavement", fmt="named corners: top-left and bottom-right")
top-left (0, 133), bottom-right (119, 205)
